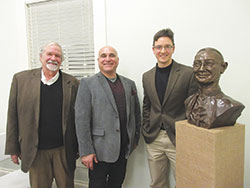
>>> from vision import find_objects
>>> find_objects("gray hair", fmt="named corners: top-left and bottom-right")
top-left (39, 41), bottom-right (64, 61)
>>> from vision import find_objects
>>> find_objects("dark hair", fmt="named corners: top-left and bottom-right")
top-left (153, 28), bottom-right (175, 46)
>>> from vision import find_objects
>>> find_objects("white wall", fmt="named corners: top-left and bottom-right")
top-left (0, 0), bottom-right (28, 133)
top-left (0, 0), bottom-right (28, 168)
top-left (0, 0), bottom-right (250, 187)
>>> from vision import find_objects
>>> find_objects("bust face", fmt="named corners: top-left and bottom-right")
top-left (193, 49), bottom-right (225, 85)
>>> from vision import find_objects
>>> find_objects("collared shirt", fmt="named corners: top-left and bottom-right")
top-left (41, 70), bottom-right (59, 85)
top-left (107, 76), bottom-right (117, 83)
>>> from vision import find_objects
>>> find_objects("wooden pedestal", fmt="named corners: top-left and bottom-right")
top-left (176, 120), bottom-right (245, 188)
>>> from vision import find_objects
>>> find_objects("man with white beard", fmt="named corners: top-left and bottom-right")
top-left (5, 41), bottom-right (79, 188)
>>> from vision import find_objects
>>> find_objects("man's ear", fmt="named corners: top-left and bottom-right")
top-left (172, 45), bottom-right (175, 53)
top-left (39, 54), bottom-right (42, 62)
top-left (221, 61), bottom-right (228, 74)
top-left (152, 46), bottom-right (156, 55)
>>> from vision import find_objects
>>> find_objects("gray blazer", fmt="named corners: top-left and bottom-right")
top-left (75, 72), bottom-right (141, 163)
top-left (142, 60), bottom-right (198, 146)
top-left (5, 68), bottom-right (79, 172)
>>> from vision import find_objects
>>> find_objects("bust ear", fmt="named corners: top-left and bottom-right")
top-left (221, 61), bottom-right (228, 74)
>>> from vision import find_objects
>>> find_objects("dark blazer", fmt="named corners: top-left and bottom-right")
top-left (142, 60), bottom-right (197, 146)
top-left (75, 72), bottom-right (141, 163)
top-left (5, 68), bottom-right (79, 172)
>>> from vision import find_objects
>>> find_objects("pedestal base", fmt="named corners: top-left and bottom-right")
top-left (176, 120), bottom-right (245, 188)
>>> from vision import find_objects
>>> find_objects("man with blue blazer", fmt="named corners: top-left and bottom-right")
top-left (142, 28), bottom-right (198, 188)
top-left (75, 46), bottom-right (141, 188)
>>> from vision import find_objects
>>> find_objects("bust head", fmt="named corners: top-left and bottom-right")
top-left (193, 48), bottom-right (228, 87)
top-left (185, 47), bottom-right (245, 129)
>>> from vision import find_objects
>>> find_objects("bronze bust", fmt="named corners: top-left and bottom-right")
top-left (185, 47), bottom-right (245, 129)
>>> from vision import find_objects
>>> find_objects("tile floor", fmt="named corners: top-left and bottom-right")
top-left (0, 158), bottom-right (88, 188)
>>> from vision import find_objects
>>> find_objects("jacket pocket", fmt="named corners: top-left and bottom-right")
top-left (92, 129), bottom-right (105, 136)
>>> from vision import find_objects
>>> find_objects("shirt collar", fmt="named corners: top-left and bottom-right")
top-left (41, 70), bottom-right (60, 85)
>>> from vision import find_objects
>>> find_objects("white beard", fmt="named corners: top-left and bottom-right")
top-left (46, 60), bottom-right (58, 71)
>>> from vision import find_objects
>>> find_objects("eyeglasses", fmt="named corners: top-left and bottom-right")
top-left (153, 45), bottom-right (173, 51)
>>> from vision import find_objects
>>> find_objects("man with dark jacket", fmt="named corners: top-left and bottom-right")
top-left (5, 41), bottom-right (79, 188)
top-left (142, 28), bottom-right (197, 188)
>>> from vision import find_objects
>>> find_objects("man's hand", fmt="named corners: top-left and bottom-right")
top-left (11, 154), bottom-right (21, 165)
top-left (81, 154), bottom-right (98, 170)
